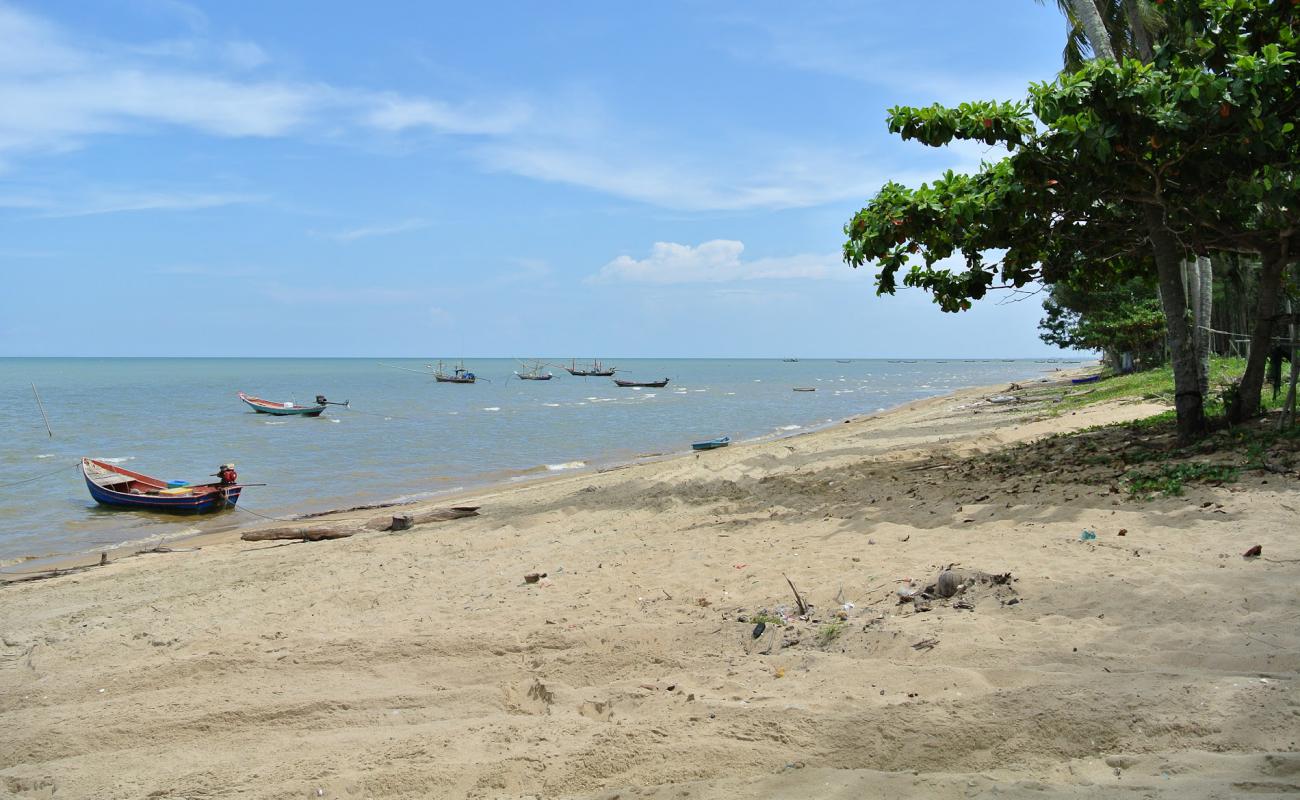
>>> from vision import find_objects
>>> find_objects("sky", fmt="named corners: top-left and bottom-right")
top-left (0, 0), bottom-right (1079, 358)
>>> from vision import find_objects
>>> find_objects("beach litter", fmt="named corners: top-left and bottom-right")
top-left (1079, 529), bottom-right (1098, 541)
top-left (524, 572), bottom-right (547, 584)
top-left (1243, 544), bottom-right (1263, 559)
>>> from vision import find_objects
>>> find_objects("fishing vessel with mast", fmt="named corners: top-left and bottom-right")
top-left (564, 359), bottom-right (617, 377)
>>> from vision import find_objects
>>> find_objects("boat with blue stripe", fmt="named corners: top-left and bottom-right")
top-left (81, 458), bottom-right (243, 514)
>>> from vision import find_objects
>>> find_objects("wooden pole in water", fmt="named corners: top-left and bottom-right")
top-left (31, 383), bottom-right (52, 438)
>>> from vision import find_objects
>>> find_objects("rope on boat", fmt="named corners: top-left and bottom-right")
top-left (0, 463), bottom-right (76, 491)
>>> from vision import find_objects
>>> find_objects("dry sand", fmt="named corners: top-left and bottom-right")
top-left (2, 383), bottom-right (1298, 799)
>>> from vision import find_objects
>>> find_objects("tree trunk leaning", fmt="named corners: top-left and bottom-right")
top-left (1070, 0), bottom-right (1117, 61)
top-left (1229, 246), bottom-right (1289, 423)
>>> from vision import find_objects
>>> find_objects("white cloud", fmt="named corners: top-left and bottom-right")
top-left (591, 240), bottom-right (848, 284)
top-left (222, 40), bottom-right (268, 70)
top-left (363, 95), bottom-right (531, 136)
top-left (0, 3), bottom-right (528, 165)
top-left (23, 190), bottom-right (261, 218)
top-left (0, 3), bottom-right (987, 214)
top-left (478, 142), bottom-right (881, 212)
top-left (315, 218), bottom-right (431, 243)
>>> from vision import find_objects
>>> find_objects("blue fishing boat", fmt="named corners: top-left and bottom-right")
top-left (1071, 374), bottom-right (1102, 385)
top-left (692, 436), bottom-right (730, 451)
top-left (81, 458), bottom-right (243, 514)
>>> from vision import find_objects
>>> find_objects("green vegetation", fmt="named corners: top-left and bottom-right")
top-left (843, 1), bottom-right (1300, 440)
top-left (1124, 462), bottom-right (1239, 498)
top-left (749, 612), bottom-right (785, 627)
top-left (1044, 358), bottom-right (1288, 418)
top-left (816, 621), bottom-right (845, 647)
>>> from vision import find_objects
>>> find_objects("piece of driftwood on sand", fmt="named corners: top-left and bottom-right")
top-left (241, 506), bottom-right (480, 542)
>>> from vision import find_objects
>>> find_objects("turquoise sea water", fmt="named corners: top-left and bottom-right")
top-left (0, 357), bottom-right (1082, 563)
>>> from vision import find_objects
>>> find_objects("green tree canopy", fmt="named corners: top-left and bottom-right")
top-left (844, 0), bottom-right (1298, 440)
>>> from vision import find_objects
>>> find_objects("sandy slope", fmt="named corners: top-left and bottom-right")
top-left (2, 383), bottom-right (1298, 799)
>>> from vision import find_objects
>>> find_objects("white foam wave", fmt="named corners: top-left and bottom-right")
top-left (543, 403), bottom-right (561, 407)
top-left (545, 461), bottom-right (586, 471)
top-left (264, 420), bottom-right (288, 426)
top-left (482, 407), bottom-right (501, 412)
top-left (778, 424), bottom-right (802, 431)
top-left (100, 456), bottom-right (134, 463)
top-left (35, 453), bottom-right (55, 459)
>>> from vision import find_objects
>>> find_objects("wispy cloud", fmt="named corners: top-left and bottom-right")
top-left (260, 284), bottom-right (417, 304)
top-left (591, 240), bottom-right (849, 284)
top-left (719, 8), bottom-right (1038, 105)
top-left (478, 141), bottom-right (883, 212)
top-left (314, 218), bottom-right (431, 243)
top-left (38, 190), bottom-right (261, 218)
top-left (0, 3), bottom-right (529, 167)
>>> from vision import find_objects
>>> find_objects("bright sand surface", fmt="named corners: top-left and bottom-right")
top-left (2, 382), bottom-right (1297, 799)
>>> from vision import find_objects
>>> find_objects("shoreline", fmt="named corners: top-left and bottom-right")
top-left (5, 359), bottom-right (1296, 799)
top-left (2, 365), bottom-right (1091, 579)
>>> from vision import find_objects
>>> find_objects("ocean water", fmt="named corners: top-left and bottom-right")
top-left (0, 357), bottom-right (1082, 563)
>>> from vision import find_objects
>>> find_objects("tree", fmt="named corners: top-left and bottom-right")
top-left (843, 0), bottom-right (1299, 441)
top-left (1039, 277), bottom-right (1165, 365)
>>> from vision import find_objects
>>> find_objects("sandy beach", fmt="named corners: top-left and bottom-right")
top-left (2, 381), bottom-right (1297, 799)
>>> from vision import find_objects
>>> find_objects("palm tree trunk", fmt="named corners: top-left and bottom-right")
top-left (1145, 206), bottom-right (1207, 440)
top-left (1122, 0), bottom-right (1154, 61)
top-left (1070, 0), bottom-right (1117, 60)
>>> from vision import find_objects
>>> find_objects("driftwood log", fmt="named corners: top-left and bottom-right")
top-left (241, 506), bottom-right (480, 542)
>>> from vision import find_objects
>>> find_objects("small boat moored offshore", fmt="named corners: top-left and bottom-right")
top-left (238, 392), bottom-right (346, 416)
top-left (515, 360), bottom-right (554, 380)
top-left (793, 387), bottom-right (816, 392)
top-left (81, 458), bottom-right (244, 514)
top-left (691, 436), bottom-right (730, 451)
top-left (564, 359), bottom-right (617, 377)
top-left (613, 377), bottom-right (670, 388)
top-left (433, 361), bottom-right (477, 383)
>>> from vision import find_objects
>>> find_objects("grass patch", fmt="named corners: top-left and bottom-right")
top-left (1044, 357), bottom-right (1262, 414)
top-left (1124, 462), bottom-right (1240, 498)
top-left (750, 612), bottom-right (785, 627)
top-left (816, 621), bottom-right (845, 647)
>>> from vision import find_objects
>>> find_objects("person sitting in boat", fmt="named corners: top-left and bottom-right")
top-left (216, 464), bottom-right (237, 485)
top-left (315, 395), bottom-right (329, 406)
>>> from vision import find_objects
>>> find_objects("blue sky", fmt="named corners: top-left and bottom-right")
top-left (0, 0), bottom-right (1077, 358)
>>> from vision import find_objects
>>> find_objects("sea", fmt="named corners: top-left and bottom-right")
top-left (0, 357), bottom-right (1084, 564)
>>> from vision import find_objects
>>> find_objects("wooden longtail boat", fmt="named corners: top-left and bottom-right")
top-left (515, 360), bottom-right (554, 380)
top-left (564, 359), bottom-right (617, 377)
top-left (1071, 374), bottom-right (1102, 385)
top-left (81, 458), bottom-right (243, 514)
top-left (691, 436), bottom-right (730, 451)
top-left (613, 377), bottom-right (670, 388)
top-left (238, 392), bottom-right (327, 416)
top-left (432, 361), bottom-right (477, 383)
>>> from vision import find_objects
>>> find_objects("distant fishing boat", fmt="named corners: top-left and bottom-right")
top-left (691, 436), bottom-right (730, 451)
top-left (1071, 374), bottom-right (1102, 384)
top-left (515, 360), bottom-right (554, 381)
top-left (613, 377), bottom-right (670, 388)
top-left (564, 359), bottom-right (617, 377)
top-left (782, 358), bottom-right (799, 362)
top-left (432, 361), bottom-right (477, 383)
top-left (238, 392), bottom-right (345, 417)
top-left (793, 387), bottom-right (816, 392)
top-left (835, 359), bottom-right (852, 363)
top-left (81, 458), bottom-right (243, 514)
